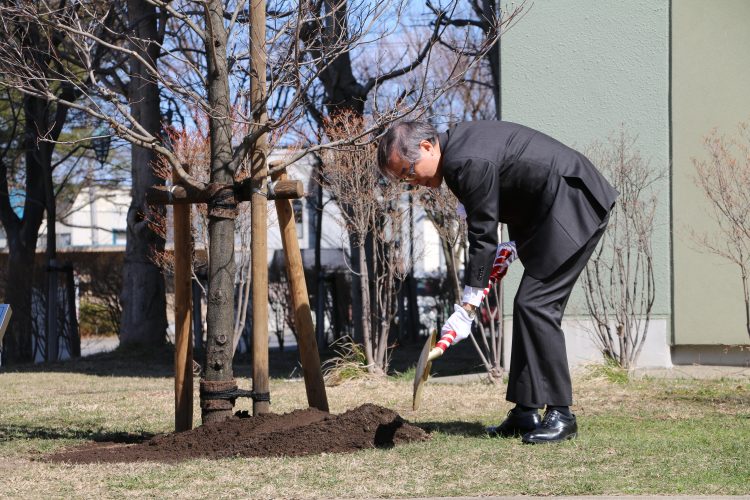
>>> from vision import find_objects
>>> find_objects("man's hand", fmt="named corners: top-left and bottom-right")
top-left (442, 303), bottom-right (474, 341)
top-left (429, 304), bottom-right (475, 361)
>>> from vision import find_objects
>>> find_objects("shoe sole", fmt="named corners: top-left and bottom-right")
top-left (522, 432), bottom-right (577, 444)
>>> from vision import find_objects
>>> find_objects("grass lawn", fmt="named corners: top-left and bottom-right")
top-left (0, 349), bottom-right (749, 498)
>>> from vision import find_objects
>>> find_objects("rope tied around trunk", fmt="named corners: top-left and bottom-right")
top-left (200, 379), bottom-right (271, 408)
top-left (206, 183), bottom-right (238, 219)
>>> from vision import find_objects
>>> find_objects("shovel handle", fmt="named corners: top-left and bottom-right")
top-left (435, 330), bottom-right (457, 353)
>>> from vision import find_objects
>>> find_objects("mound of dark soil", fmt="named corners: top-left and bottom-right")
top-left (45, 404), bottom-right (429, 463)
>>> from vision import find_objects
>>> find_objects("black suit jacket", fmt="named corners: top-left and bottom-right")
top-left (439, 120), bottom-right (618, 286)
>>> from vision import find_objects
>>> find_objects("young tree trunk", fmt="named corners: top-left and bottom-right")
top-left (375, 256), bottom-right (394, 371)
top-left (358, 244), bottom-right (377, 373)
top-left (314, 179), bottom-right (326, 345)
top-left (120, 0), bottom-right (167, 346)
top-left (373, 237), bottom-right (386, 369)
top-left (349, 240), bottom-right (364, 343)
top-left (200, 0), bottom-right (239, 422)
top-left (42, 137), bottom-right (58, 362)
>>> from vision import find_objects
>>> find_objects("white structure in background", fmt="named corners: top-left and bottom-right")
top-left (59, 187), bottom-right (130, 247)
top-left (0, 152), bottom-right (445, 272)
top-left (0, 187), bottom-right (130, 250)
top-left (265, 150), bottom-right (443, 276)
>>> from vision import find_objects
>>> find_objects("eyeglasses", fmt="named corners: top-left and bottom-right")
top-left (400, 161), bottom-right (417, 183)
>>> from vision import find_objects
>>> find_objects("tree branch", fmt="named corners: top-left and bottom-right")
top-left (362, 9), bottom-right (446, 95)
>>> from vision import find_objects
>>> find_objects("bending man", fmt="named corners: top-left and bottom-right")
top-left (377, 120), bottom-right (617, 444)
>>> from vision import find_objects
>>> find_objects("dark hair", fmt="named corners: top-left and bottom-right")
top-left (377, 121), bottom-right (438, 176)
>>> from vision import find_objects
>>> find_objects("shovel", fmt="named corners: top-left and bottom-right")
top-left (411, 330), bottom-right (455, 410)
top-left (412, 243), bottom-right (516, 410)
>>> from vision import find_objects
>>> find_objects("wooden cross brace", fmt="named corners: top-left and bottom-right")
top-left (145, 178), bottom-right (305, 206)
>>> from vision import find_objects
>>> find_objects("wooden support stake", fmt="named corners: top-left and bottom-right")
top-left (173, 168), bottom-right (194, 431)
top-left (251, 177), bottom-right (270, 416)
top-left (272, 171), bottom-right (329, 412)
top-left (250, 0), bottom-right (270, 415)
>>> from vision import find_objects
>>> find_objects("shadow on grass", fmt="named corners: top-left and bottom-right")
top-left (0, 424), bottom-right (154, 444)
top-left (3, 344), bottom-right (177, 378)
top-left (416, 420), bottom-right (488, 437)
top-left (2, 333), bottom-right (489, 380)
top-left (2, 344), bottom-right (306, 379)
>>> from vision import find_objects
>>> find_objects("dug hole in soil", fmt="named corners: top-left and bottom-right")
top-left (46, 404), bottom-right (429, 463)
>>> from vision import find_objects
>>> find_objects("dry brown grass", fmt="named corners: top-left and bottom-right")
top-left (1, 363), bottom-right (749, 498)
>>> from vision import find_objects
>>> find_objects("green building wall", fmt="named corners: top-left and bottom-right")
top-left (498, 1), bottom-right (671, 313)
top-left (497, 0), bottom-right (672, 367)
top-left (496, 0), bottom-right (750, 364)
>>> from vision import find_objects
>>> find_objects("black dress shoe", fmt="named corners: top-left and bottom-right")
top-left (487, 410), bottom-right (542, 437)
top-left (521, 409), bottom-right (577, 444)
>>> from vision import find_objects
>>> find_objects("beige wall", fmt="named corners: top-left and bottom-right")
top-left (672, 0), bottom-right (750, 345)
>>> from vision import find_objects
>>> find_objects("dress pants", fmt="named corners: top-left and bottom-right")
top-left (506, 214), bottom-right (610, 408)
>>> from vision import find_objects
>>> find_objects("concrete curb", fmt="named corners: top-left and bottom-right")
top-left (631, 365), bottom-right (750, 380)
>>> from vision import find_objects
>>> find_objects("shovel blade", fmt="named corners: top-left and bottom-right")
top-left (412, 330), bottom-right (437, 411)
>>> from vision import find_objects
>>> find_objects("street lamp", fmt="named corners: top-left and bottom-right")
top-left (89, 125), bottom-right (111, 247)
top-left (91, 126), bottom-right (111, 167)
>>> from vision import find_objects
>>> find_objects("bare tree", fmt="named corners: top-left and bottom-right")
top-left (0, 88), bottom-right (37, 363)
top-left (0, 0), bottom-right (522, 414)
top-left (427, 0), bottom-right (504, 120)
top-left (0, 1), bottom-right (153, 362)
top-left (581, 128), bottom-right (660, 369)
top-left (0, 91), bottom-right (85, 363)
top-left (692, 122), bottom-right (750, 340)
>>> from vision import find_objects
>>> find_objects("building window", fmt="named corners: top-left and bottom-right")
top-left (58, 233), bottom-right (71, 247)
top-left (112, 229), bottom-right (127, 246)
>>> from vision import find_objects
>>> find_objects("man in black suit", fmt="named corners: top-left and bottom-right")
top-left (377, 120), bottom-right (618, 443)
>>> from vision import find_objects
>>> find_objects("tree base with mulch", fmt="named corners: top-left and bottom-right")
top-left (45, 404), bottom-right (429, 463)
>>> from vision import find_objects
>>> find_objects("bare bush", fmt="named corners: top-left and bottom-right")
top-left (692, 122), bottom-right (750, 340)
top-left (320, 113), bottom-right (410, 374)
top-left (582, 128), bottom-right (660, 369)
